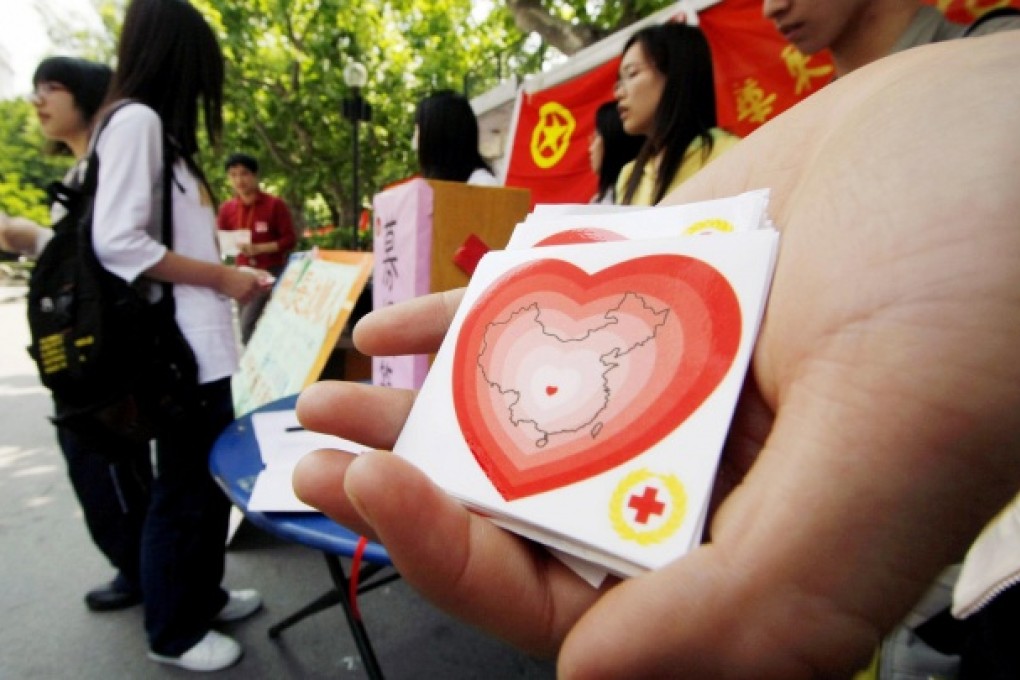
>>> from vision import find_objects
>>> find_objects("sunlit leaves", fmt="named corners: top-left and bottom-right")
top-left (0, 99), bottom-right (73, 226)
top-left (198, 0), bottom-right (541, 234)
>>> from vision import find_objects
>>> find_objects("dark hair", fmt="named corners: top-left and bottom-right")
top-left (619, 23), bottom-right (718, 205)
top-left (593, 101), bottom-right (643, 202)
top-left (105, 0), bottom-right (224, 171)
top-left (414, 89), bottom-right (493, 182)
top-left (32, 57), bottom-right (112, 155)
top-left (224, 152), bottom-right (258, 174)
top-left (33, 57), bottom-right (112, 123)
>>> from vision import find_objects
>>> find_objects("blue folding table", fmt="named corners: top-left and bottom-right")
top-left (210, 394), bottom-right (397, 679)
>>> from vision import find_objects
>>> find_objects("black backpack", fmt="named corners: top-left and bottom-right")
top-left (27, 104), bottom-right (199, 446)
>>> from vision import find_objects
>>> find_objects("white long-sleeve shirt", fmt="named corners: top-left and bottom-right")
top-left (92, 103), bottom-right (237, 384)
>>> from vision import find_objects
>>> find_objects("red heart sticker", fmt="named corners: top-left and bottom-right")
top-left (535, 227), bottom-right (624, 246)
top-left (453, 254), bottom-right (742, 501)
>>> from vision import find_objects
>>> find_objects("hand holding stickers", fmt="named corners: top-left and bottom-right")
top-left (391, 190), bottom-right (777, 578)
top-left (293, 35), bottom-right (1020, 677)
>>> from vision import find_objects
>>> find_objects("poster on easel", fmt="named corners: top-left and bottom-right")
top-left (232, 250), bottom-right (374, 417)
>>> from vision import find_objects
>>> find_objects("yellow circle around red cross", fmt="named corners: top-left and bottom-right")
top-left (684, 218), bottom-right (735, 236)
top-left (609, 469), bottom-right (687, 546)
top-left (530, 101), bottom-right (576, 169)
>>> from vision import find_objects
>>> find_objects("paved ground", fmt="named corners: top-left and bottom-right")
top-left (0, 284), bottom-right (556, 680)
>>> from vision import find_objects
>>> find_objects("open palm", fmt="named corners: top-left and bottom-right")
top-left (294, 34), bottom-right (1020, 679)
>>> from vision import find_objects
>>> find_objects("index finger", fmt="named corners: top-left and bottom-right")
top-left (296, 380), bottom-right (416, 451)
top-left (353, 288), bottom-right (465, 357)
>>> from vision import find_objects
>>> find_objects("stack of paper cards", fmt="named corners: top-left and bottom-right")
top-left (392, 189), bottom-right (779, 578)
top-left (506, 188), bottom-right (771, 249)
top-left (217, 229), bottom-right (251, 258)
top-left (249, 409), bottom-right (370, 512)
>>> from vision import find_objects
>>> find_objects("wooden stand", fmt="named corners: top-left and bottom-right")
top-left (425, 180), bottom-right (532, 292)
top-left (368, 179), bottom-right (531, 389)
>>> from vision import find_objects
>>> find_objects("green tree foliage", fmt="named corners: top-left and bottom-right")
top-left (5, 0), bottom-right (675, 250)
top-left (195, 0), bottom-right (551, 246)
top-left (0, 99), bottom-right (73, 226)
top-left (502, 0), bottom-right (675, 54)
top-left (0, 0), bottom-right (119, 230)
top-left (39, 0), bottom-right (123, 64)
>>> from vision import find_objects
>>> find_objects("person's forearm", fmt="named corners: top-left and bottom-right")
top-left (0, 215), bottom-right (49, 256)
top-left (145, 249), bottom-right (228, 289)
top-left (147, 249), bottom-right (266, 303)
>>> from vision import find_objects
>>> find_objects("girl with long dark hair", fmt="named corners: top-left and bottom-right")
top-left (589, 100), bottom-right (643, 204)
top-left (91, 0), bottom-right (268, 670)
top-left (414, 89), bottom-right (498, 185)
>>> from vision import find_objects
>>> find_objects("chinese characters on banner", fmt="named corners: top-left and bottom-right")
top-left (371, 179), bottom-right (435, 389)
top-left (503, 0), bottom-right (1016, 205)
top-left (699, 0), bottom-right (833, 137)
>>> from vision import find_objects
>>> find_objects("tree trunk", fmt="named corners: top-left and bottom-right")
top-left (504, 0), bottom-right (605, 55)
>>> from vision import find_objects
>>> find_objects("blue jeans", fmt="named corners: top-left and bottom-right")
top-left (57, 424), bottom-right (151, 592)
top-left (143, 377), bottom-right (233, 656)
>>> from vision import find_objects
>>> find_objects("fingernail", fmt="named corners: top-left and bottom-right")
top-left (344, 454), bottom-right (374, 524)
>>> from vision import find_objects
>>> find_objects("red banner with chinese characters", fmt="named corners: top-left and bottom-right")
top-left (703, 0), bottom-right (1020, 136)
top-left (504, 57), bottom-right (620, 207)
top-left (503, 0), bottom-right (1019, 205)
top-left (700, 0), bottom-right (832, 138)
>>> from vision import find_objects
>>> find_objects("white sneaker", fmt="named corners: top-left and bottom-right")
top-left (148, 630), bottom-right (242, 672)
top-left (214, 589), bottom-right (262, 623)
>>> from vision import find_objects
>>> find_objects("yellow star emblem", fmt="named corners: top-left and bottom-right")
top-left (530, 101), bottom-right (576, 169)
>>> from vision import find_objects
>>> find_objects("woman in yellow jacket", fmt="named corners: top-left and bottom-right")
top-left (614, 23), bottom-right (739, 206)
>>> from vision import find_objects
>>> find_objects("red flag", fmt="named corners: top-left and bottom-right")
top-left (502, 0), bottom-right (1015, 206)
top-left (504, 58), bottom-right (619, 206)
top-left (703, 0), bottom-right (1020, 136)
top-left (502, 0), bottom-right (825, 205)
top-left (936, 0), bottom-right (1020, 23)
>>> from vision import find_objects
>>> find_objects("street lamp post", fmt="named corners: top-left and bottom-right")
top-left (342, 61), bottom-right (371, 245)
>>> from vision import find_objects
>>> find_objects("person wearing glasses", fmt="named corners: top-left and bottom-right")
top-left (0, 57), bottom-right (152, 615)
top-left (613, 23), bottom-right (739, 206)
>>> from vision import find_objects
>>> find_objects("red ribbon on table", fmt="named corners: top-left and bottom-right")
top-left (349, 535), bottom-right (369, 621)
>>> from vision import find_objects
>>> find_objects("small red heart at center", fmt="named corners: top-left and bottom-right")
top-left (546, 386), bottom-right (558, 396)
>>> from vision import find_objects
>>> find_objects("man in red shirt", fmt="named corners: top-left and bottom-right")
top-left (217, 153), bottom-right (296, 343)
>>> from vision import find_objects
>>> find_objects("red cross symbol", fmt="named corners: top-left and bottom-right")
top-left (628, 486), bottom-right (666, 524)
